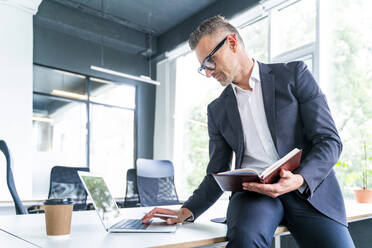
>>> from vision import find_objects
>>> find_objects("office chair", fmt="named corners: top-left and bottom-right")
top-left (123, 168), bottom-right (140, 207)
top-left (0, 140), bottom-right (27, 215)
top-left (136, 159), bottom-right (181, 207)
top-left (48, 166), bottom-right (89, 211)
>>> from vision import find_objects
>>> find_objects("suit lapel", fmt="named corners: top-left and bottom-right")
top-left (258, 62), bottom-right (277, 149)
top-left (224, 86), bottom-right (244, 167)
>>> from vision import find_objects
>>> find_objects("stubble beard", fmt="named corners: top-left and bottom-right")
top-left (218, 72), bottom-right (233, 87)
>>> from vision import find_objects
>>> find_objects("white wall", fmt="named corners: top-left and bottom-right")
top-left (0, 0), bottom-right (42, 201)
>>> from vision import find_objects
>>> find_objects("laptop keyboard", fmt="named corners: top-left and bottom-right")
top-left (112, 219), bottom-right (151, 230)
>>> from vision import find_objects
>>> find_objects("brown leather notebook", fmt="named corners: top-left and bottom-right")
top-left (212, 148), bottom-right (302, 192)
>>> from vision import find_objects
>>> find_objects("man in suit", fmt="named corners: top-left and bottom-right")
top-left (142, 16), bottom-right (355, 247)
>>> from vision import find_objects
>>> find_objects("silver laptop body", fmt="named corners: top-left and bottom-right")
top-left (78, 171), bottom-right (176, 233)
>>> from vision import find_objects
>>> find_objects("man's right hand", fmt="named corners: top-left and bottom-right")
top-left (141, 207), bottom-right (193, 225)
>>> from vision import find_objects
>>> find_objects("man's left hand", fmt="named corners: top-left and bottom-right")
top-left (242, 169), bottom-right (304, 198)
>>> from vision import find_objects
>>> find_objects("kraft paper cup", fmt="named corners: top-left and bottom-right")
top-left (44, 199), bottom-right (73, 237)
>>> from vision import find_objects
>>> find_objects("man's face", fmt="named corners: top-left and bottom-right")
top-left (195, 34), bottom-right (237, 86)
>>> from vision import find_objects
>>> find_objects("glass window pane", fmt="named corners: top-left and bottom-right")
top-left (89, 78), bottom-right (136, 109)
top-left (271, 0), bottom-right (316, 57)
top-left (173, 52), bottom-right (223, 200)
top-left (240, 17), bottom-right (269, 62)
top-left (327, 0), bottom-right (372, 200)
top-left (33, 65), bottom-right (87, 98)
top-left (32, 94), bottom-right (87, 198)
top-left (89, 104), bottom-right (135, 198)
top-left (33, 94), bottom-right (87, 157)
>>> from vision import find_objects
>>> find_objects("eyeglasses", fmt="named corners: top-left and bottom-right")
top-left (198, 37), bottom-right (227, 76)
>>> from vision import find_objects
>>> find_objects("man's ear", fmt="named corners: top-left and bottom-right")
top-left (227, 34), bottom-right (238, 53)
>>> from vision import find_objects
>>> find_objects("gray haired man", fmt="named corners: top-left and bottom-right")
top-left (143, 16), bottom-right (355, 248)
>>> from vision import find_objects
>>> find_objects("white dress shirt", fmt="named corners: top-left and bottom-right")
top-left (231, 59), bottom-right (279, 174)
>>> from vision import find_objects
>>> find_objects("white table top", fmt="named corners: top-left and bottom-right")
top-left (0, 228), bottom-right (38, 247)
top-left (1, 199), bottom-right (371, 248)
top-left (0, 203), bottom-right (228, 248)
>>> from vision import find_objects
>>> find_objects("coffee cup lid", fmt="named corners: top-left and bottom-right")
top-left (44, 198), bottom-right (73, 205)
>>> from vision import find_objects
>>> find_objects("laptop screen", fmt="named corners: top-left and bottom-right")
top-left (80, 175), bottom-right (120, 228)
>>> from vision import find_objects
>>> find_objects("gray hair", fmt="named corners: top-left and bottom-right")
top-left (189, 15), bottom-right (244, 50)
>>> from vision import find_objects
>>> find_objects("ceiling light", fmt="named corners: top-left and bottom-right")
top-left (32, 116), bottom-right (54, 123)
top-left (51, 90), bottom-right (88, 101)
top-left (90, 65), bottom-right (160, 86)
top-left (140, 75), bottom-right (151, 80)
top-left (90, 77), bottom-right (113, 84)
top-left (52, 69), bottom-right (85, 79)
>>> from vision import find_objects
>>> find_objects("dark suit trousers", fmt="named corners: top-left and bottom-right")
top-left (226, 191), bottom-right (355, 248)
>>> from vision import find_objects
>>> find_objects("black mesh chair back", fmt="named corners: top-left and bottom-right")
top-left (136, 159), bottom-right (180, 207)
top-left (48, 166), bottom-right (89, 211)
top-left (123, 168), bottom-right (140, 207)
top-left (0, 140), bottom-right (27, 215)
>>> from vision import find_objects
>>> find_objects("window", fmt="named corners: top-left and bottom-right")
top-left (240, 17), bottom-right (269, 62)
top-left (88, 80), bottom-right (136, 196)
top-left (239, 0), bottom-right (316, 75)
top-left (326, 0), bottom-right (372, 199)
top-left (237, 0), bottom-right (372, 200)
top-left (173, 53), bottom-right (223, 199)
top-left (270, 0), bottom-right (316, 58)
top-left (32, 65), bottom-right (136, 199)
top-left (33, 94), bottom-right (87, 157)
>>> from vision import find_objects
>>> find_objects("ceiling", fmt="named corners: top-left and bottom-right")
top-left (56, 0), bottom-right (217, 35)
top-left (35, 0), bottom-right (259, 57)
top-left (35, 0), bottom-right (220, 57)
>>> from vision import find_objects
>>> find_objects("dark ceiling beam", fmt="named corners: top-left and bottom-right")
top-left (35, 0), bottom-right (156, 56)
top-left (155, 0), bottom-right (260, 57)
top-left (49, 0), bottom-right (156, 34)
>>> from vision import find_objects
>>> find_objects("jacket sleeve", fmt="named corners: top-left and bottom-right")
top-left (293, 61), bottom-right (343, 198)
top-left (182, 103), bottom-right (233, 220)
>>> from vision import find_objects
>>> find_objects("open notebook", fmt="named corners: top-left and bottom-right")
top-left (213, 148), bottom-right (302, 191)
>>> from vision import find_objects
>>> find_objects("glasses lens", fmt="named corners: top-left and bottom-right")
top-left (198, 57), bottom-right (215, 76)
top-left (204, 57), bottom-right (215, 69)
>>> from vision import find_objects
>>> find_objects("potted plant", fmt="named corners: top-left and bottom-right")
top-left (353, 142), bottom-right (372, 203)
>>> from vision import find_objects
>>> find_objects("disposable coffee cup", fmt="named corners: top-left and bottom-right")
top-left (44, 199), bottom-right (73, 237)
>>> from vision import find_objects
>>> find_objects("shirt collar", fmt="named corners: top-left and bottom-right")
top-left (232, 59), bottom-right (260, 94)
top-left (251, 59), bottom-right (260, 84)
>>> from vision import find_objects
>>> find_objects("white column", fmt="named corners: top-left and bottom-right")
top-left (0, 0), bottom-right (42, 201)
top-left (153, 59), bottom-right (177, 160)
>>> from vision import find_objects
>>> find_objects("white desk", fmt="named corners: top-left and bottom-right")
top-left (0, 200), bottom-right (371, 248)
top-left (0, 228), bottom-right (38, 247)
top-left (0, 203), bottom-right (228, 248)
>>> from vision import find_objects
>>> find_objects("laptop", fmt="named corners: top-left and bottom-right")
top-left (78, 171), bottom-right (177, 233)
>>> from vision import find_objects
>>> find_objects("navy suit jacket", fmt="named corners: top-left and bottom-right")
top-left (182, 61), bottom-right (347, 226)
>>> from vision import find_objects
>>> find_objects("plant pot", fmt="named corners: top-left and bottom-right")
top-left (353, 189), bottom-right (372, 203)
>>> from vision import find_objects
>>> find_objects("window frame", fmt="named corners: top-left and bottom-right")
top-left (32, 63), bottom-right (138, 170)
top-left (271, 42), bottom-right (315, 73)
top-left (235, 0), bottom-right (319, 79)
